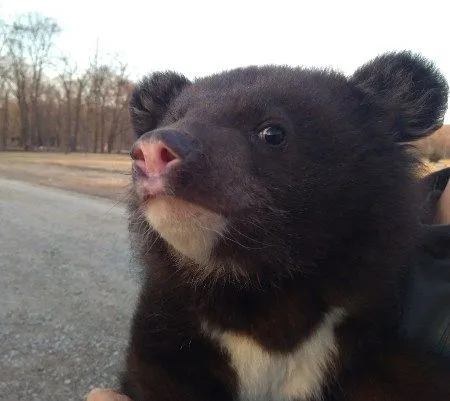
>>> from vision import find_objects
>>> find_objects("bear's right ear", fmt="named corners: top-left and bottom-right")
top-left (130, 71), bottom-right (191, 137)
top-left (349, 51), bottom-right (448, 142)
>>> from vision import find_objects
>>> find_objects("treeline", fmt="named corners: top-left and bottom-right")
top-left (1, 13), bottom-right (448, 157)
top-left (0, 12), bottom-right (135, 153)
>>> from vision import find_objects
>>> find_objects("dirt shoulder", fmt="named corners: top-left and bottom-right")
top-left (0, 152), bottom-right (131, 202)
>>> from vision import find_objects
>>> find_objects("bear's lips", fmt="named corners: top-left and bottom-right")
top-left (132, 165), bottom-right (167, 203)
top-left (143, 195), bottom-right (227, 262)
top-left (138, 176), bottom-right (167, 202)
top-left (132, 159), bottom-right (179, 202)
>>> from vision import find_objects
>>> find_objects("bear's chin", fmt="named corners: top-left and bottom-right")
top-left (145, 196), bottom-right (227, 263)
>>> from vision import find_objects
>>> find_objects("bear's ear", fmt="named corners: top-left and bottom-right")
top-left (349, 51), bottom-right (448, 142)
top-left (129, 71), bottom-right (191, 137)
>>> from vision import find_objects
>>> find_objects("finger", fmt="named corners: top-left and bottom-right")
top-left (85, 387), bottom-right (132, 401)
top-left (435, 178), bottom-right (450, 225)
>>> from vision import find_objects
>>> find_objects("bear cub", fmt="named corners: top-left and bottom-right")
top-left (120, 51), bottom-right (449, 401)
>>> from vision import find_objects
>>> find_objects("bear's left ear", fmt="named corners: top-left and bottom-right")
top-left (349, 51), bottom-right (448, 142)
top-left (129, 71), bottom-right (191, 137)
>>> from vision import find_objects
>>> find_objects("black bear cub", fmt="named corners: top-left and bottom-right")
top-left (120, 52), bottom-right (449, 401)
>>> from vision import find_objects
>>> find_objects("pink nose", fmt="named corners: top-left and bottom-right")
top-left (130, 140), bottom-right (180, 175)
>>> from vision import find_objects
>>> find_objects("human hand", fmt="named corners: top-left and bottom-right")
top-left (434, 178), bottom-right (450, 225)
top-left (85, 388), bottom-right (132, 401)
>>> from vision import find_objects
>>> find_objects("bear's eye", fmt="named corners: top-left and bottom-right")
top-left (259, 126), bottom-right (286, 146)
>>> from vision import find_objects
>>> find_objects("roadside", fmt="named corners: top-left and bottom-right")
top-left (0, 178), bottom-right (137, 401)
top-left (0, 152), bottom-right (131, 201)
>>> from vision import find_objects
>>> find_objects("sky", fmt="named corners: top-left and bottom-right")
top-left (2, 0), bottom-right (450, 122)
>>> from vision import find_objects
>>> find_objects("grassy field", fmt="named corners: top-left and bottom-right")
top-left (0, 152), bottom-right (132, 201)
top-left (0, 151), bottom-right (131, 172)
top-left (0, 151), bottom-right (449, 201)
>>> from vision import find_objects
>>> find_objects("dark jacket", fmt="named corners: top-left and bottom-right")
top-left (401, 167), bottom-right (450, 356)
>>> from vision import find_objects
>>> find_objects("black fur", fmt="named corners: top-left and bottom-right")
top-left (350, 51), bottom-right (448, 142)
top-left (120, 52), bottom-right (450, 401)
top-left (129, 71), bottom-right (191, 136)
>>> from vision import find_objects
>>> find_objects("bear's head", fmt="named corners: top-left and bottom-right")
top-left (127, 51), bottom-right (448, 291)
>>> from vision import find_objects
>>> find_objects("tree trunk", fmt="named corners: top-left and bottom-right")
top-left (84, 107), bottom-right (91, 152)
top-left (73, 84), bottom-right (84, 152)
top-left (100, 103), bottom-right (106, 153)
top-left (107, 108), bottom-right (119, 153)
top-left (93, 108), bottom-right (99, 153)
top-left (19, 101), bottom-right (30, 150)
top-left (107, 128), bottom-right (116, 153)
top-left (1, 91), bottom-right (9, 150)
top-left (34, 104), bottom-right (43, 147)
top-left (56, 101), bottom-right (64, 150)
top-left (65, 95), bottom-right (73, 153)
top-left (30, 80), bottom-right (43, 147)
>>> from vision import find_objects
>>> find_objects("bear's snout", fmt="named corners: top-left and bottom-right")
top-left (131, 129), bottom-right (202, 177)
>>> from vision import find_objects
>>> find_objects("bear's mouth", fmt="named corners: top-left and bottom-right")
top-left (132, 163), bottom-right (227, 262)
top-left (142, 194), bottom-right (227, 263)
top-left (131, 156), bottom-right (178, 202)
top-left (134, 173), bottom-right (168, 203)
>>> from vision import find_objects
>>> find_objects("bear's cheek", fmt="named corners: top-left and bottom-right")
top-left (144, 196), bottom-right (227, 262)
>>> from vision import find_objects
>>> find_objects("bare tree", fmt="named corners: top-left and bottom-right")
top-left (26, 13), bottom-right (60, 147)
top-left (0, 19), bottom-right (7, 56)
top-left (73, 72), bottom-right (88, 152)
top-left (59, 56), bottom-right (77, 152)
top-left (39, 81), bottom-right (60, 148)
top-left (6, 27), bottom-right (29, 148)
top-left (107, 62), bottom-right (131, 153)
top-left (0, 88), bottom-right (9, 150)
top-left (85, 44), bottom-right (107, 153)
top-left (1, 14), bottom-right (136, 153)
top-left (99, 68), bottom-right (109, 153)
top-left (0, 20), bottom-right (10, 150)
top-left (6, 12), bottom-right (60, 149)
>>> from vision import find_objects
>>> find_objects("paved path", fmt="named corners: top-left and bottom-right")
top-left (0, 178), bottom-right (139, 401)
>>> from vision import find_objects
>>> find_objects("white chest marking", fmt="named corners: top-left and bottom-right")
top-left (202, 308), bottom-right (345, 401)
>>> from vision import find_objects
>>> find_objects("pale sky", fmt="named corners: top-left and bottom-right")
top-left (2, 0), bottom-right (450, 122)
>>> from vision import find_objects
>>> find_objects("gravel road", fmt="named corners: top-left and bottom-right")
top-left (0, 178), bottom-right (139, 401)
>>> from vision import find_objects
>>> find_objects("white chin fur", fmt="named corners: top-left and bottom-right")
top-left (144, 196), bottom-right (226, 263)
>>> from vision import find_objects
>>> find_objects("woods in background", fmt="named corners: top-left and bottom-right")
top-left (0, 12), bottom-right (448, 158)
top-left (0, 12), bottom-right (134, 153)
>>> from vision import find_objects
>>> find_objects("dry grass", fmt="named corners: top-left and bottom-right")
top-left (0, 151), bottom-right (131, 172)
top-left (0, 151), bottom-right (132, 201)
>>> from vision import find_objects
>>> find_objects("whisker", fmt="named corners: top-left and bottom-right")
top-left (232, 214), bottom-right (286, 243)
top-left (103, 187), bottom-right (132, 216)
top-left (142, 233), bottom-right (161, 258)
top-left (197, 222), bottom-right (260, 250)
top-left (226, 224), bottom-right (276, 248)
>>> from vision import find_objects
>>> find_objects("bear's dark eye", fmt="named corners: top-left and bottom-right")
top-left (259, 126), bottom-right (285, 146)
